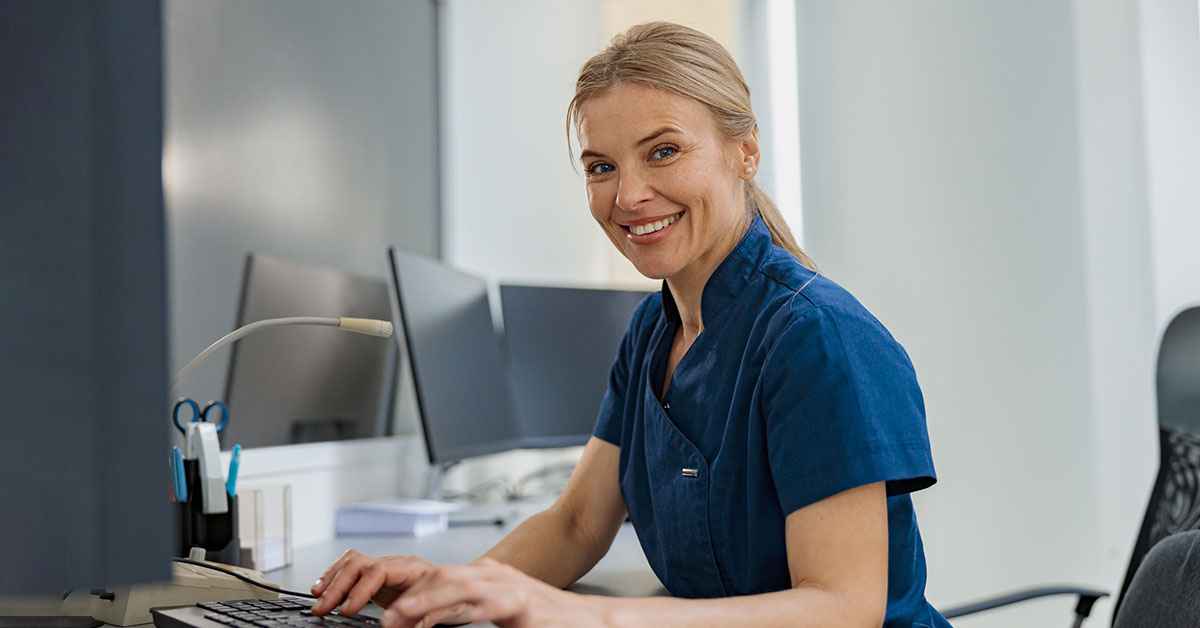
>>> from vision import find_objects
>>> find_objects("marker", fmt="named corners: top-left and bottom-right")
top-left (226, 444), bottom-right (241, 498)
top-left (172, 447), bottom-right (188, 502)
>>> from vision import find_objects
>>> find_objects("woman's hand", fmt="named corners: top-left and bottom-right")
top-left (310, 550), bottom-right (439, 617)
top-left (383, 557), bottom-right (606, 628)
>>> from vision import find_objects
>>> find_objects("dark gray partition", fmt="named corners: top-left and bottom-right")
top-left (0, 0), bottom-right (172, 594)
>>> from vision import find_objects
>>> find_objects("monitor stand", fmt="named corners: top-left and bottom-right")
top-left (422, 460), bottom-right (460, 501)
top-left (422, 461), bottom-right (517, 527)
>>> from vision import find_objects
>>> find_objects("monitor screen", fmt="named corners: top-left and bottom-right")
top-left (222, 254), bottom-right (397, 448)
top-left (387, 248), bottom-right (521, 465)
top-left (499, 285), bottom-right (649, 448)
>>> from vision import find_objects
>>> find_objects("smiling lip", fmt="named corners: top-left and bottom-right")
top-left (623, 212), bottom-right (683, 237)
top-left (623, 211), bottom-right (683, 244)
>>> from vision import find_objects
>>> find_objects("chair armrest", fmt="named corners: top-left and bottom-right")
top-left (941, 586), bottom-right (1109, 620)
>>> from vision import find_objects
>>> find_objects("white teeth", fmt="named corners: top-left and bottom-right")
top-left (629, 213), bottom-right (680, 236)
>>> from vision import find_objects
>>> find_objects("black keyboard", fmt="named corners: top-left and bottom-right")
top-left (151, 598), bottom-right (380, 628)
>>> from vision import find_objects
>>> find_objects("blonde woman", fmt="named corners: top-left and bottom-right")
top-left (312, 22), bottom-right (951, 628)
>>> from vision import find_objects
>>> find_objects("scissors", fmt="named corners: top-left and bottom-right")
top-left (173, 398), bottom-right (230, 435)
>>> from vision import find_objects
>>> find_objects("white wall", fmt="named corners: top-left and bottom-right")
top-left (1140, 0), bottom-right (1200, 323)
top-left (796, 1), bottom-right (1200, 626)
top-left (439, 0), bottom-right (611, 288)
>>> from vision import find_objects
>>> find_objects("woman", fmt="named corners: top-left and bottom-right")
top-left (312, 22), bottom-right (951, 628)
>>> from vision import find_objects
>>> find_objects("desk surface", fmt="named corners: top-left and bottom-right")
top-left (267, 500), bottom-right (665, 626)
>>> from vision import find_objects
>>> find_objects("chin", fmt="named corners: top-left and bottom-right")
top-left (627, 257), bottom-right (681, 281)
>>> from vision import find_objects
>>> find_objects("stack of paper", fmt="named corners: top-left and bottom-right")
top-left (336, 498), bottom-right (460, 537)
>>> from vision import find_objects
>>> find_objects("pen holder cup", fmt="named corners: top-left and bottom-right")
top-left (177, 458), bottom-right (241, 565)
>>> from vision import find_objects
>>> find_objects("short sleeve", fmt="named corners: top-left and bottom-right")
top-left (761, 304), bottom-right (936, 516)
top-left (592, 294), bottom-right (655, 445)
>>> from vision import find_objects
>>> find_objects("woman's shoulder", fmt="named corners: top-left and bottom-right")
top-left (754, 251), bottom-right (905, 357)
top-left (757, 252), bottom-right (873, 323)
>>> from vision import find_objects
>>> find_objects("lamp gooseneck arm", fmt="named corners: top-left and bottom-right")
top-left (170, 316), bottom-right (393, 394)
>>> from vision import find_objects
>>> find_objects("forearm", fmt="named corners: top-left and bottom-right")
top-left (589, 586), bottom-right (882, 628)
top-left (479, 503), bottom-right (614, 589)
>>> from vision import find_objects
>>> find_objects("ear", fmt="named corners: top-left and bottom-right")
top-left (737, 130), bottom-right (761, 181)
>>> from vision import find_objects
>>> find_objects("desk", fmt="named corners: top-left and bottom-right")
top-left (266, 500), bottom-right (665, 627)
top-left (2, 500), bottom-right (662, 627)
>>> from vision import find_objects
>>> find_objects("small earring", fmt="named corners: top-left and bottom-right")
top-left (745, 165), bottom-right (754, 174)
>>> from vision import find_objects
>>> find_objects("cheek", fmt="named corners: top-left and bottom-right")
top-left (586, 184), bottom-right (615, 222)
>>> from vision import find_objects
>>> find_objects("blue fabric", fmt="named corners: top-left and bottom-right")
top-left (593, 216), bottom-right (951, 628)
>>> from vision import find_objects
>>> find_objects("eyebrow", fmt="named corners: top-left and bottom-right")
top-left (579, 126), bottom-right (682, 162)
top-left (636, 126), bottom-right (679, 147)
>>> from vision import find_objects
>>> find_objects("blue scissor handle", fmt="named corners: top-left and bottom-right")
top-left (201, 401), bottom-right (229, 432)
top-left (173, 398), bottom-right (200, 434)
top-left (173, 398), bottom-right (229, 434)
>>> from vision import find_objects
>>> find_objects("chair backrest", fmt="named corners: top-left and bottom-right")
top-left (1114, 306), bottom-right (1200, 619)
top-left (1112, 529), bottom-right (1200, 628)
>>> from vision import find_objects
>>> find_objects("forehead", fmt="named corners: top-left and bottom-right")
top-left (577, 83), bottom-right (718, 152)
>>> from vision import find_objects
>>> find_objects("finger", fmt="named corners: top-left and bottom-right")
top-left (337, 560), bottom-right (390, 617)
top-left (312, 554), bottom-right (371, 615)
top-left (312, 549), bottom-right (361, 596)
top-left (397, 568), bottom-right (502, 619)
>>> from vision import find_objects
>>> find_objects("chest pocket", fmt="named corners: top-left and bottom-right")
top-left (621, 392), bottom-right (727, 598)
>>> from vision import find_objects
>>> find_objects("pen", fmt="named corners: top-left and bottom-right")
top-left (172, 446), bottom-right (188, 502)
top-left (226, 444), bottom-right (241, 498)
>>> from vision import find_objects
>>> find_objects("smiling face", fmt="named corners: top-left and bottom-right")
top-left (577, 83), bottom-right (759, 285)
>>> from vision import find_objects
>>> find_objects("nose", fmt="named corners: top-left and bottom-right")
top-left (615, 167), bottom-right (655, 212)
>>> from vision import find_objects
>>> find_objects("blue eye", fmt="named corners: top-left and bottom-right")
top-left (651, 146), bottom-right (677, 160)
top-left (587, 162), bottom-right (614, 176)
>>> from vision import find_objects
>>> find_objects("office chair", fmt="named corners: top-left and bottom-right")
top-left (1111, 528), bottom-right (1200, 628)
top-left (940, 305), bottom-right (1200, 626)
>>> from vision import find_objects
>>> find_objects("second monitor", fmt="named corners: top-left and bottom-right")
top-left (499, 284), bottom-right (648, 449)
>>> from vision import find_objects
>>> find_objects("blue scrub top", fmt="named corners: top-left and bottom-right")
top-left (593, 216), bottom-right (952, 628)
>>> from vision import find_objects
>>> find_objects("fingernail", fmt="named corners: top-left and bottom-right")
top-left (312, 578), bottom-right (323, 591)
top-left (381, 609), bottom-right (398, 628)
top-left (400, 597), bottom-right (418, 611)
top-left (414, 620), bottom-right (424, 628)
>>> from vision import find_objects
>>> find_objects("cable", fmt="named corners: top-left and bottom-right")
top-left (171, 558), bottom-right (317, 600)
top-left (441, 474), bottom-right (517, 502)
top-left (515, 462), bottom-right (577, 499)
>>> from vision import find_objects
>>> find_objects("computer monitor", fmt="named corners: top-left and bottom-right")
top-left (1, 0), bottom-right (171, 596)
top-left (222, 254), bottom-right (397, 448)
top-left (386, 248), bottom-right (521, 466)
top-left (499, 285), bottom-right (649, 448)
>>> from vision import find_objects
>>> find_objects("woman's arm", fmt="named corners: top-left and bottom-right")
top-left (479, 437), bottom-right (628, 587)
top-left (596, 481), bottom-right (888, 627)
top-left (311, 437), bottom-right (627, 618)
top-left (387, 481), bottom-right (889, 628)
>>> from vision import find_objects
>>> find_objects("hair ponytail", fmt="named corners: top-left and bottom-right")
top-left (745, 181), bottom-right (818, 271)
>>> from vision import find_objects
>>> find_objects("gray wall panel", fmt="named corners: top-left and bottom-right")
top-left (163, 0), bottom-right (438, 422)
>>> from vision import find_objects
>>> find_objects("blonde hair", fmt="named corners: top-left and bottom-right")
top-left (567, 21), bottom-right (817, 271)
